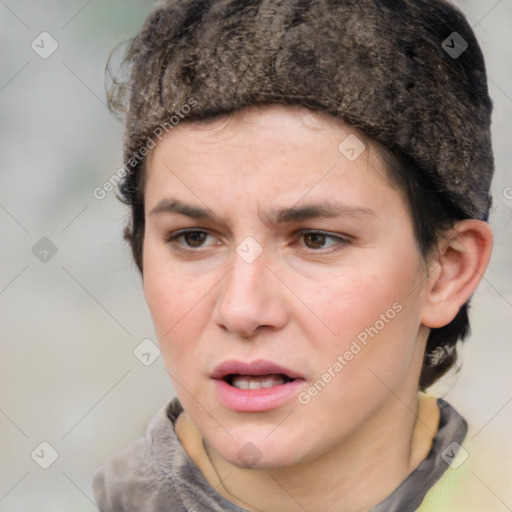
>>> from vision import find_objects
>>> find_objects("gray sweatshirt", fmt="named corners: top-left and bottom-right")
top-left (92, 397), bottom-right (467, 512)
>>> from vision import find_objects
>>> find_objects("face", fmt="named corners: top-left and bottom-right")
top-left (142, 105), bottom-right (430, 469)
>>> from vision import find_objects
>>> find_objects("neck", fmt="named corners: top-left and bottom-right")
top-left (178, 392), bottom-right (440, 512)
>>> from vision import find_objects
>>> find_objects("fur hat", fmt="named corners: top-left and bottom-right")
top-left (115, 0), bottom-right (494, 220)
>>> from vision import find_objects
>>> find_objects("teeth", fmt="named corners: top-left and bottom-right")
top-left (231, 374), bottom-right (287, 390)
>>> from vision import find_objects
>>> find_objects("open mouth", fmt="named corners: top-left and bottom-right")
top-left (212, 359), bottom-right (304, 412)
top-left (223, 373), bottom-right (295, 390)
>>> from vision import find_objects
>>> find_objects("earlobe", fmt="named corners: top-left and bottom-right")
top-left (421, 220), bottom-right (494, 328)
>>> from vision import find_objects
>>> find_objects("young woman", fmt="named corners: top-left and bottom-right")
top-left (93, 1), bottom-right (495, 510)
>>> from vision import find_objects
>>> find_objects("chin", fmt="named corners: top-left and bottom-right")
top-left (213, 431), bottom-right (310, 470)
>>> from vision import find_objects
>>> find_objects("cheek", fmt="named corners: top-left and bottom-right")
top-left (301, 253), bottom-right (424, 373)
top-left (142, 253), bottom-right (210, 369)
top-left (144, 272), bottom-right (213, 400)
top-left (297, 278), bottom-right (420, 431)
top-left (319, 274), bottom-right (379, 337)
top-left (145, 274), bottom-right (200, 332)
top-left (307, 268), bottom-right (401, 340)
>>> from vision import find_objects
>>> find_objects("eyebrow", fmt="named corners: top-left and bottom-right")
top-left (149, 198), bottom-right (376, 225)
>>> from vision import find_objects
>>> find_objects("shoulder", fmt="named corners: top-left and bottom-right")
top-left (91, 400), bottom-right (185, 511)
top-left (92, 398), bottom-right (244, 512)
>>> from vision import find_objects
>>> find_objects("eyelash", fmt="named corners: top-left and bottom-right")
top-left (164, 228), bottom-right (351, 254)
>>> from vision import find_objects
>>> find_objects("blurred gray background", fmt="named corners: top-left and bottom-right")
top-left (0, 1), bottom-right (511, 510)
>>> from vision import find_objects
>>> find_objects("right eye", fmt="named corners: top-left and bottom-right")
top-left (165, 229), bottom-right (218, 252)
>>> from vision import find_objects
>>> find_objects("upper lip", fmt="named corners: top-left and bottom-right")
top-left (211, 359), bottom-right (304, 380)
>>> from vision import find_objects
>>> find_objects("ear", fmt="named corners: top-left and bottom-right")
top-left (420, 220), bottom-right (493, 328)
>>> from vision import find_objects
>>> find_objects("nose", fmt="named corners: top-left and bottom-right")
top-left (211, 245), bottom-right (289, 339)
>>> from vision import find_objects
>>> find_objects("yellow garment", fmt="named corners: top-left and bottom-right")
top-left (416, 438), bottom-right (491, 512)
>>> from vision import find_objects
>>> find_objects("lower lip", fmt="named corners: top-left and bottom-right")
top-left (214, 378), bottom-right (304, 412)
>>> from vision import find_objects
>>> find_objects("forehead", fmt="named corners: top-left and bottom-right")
top-left (147, 104), bottom-right (387, 174)
top-left (168, 104), bottom-right (366, 145)
top-left (144, 104), bottom-right (402, 219)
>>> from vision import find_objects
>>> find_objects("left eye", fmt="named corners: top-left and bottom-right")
top-left (165, 230), bottom-right (214, 248)
top-left (298, 230), bottom-right (347, 251)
